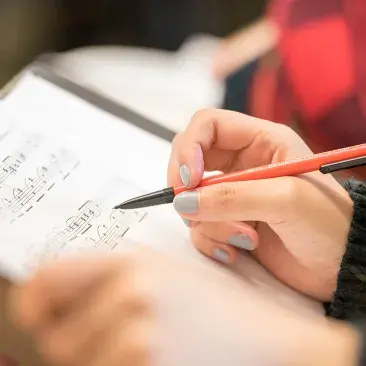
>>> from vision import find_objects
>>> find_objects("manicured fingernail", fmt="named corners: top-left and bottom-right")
top-left (182, 218), bottom-right (191, 227)
top-left (228, 235), bottom-right (254, 251)
top-left (180, 165), bottom-right (191, 187)
top-left (213, 248), bottom-right (231, 264)
top-left (173, 191), bottom-right (198, 214)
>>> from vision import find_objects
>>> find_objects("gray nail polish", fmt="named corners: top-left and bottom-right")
top-left (228, 235), bottom-right (254, 251)
top-left (182, 218), bottom-right (191, 228)
top-left (180, 165), bottom-right (191, 187)
top-left (213, 248), bottom-right (231, 264)
top-left (173, 192), bottom-right (199, 214)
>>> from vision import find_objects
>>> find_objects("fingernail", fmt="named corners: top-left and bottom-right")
top-left (182, 218), bottom-right (191, 228)
top-left (173, 192), bottom-right (198, 214)
top-left (213, 248), bottom-right (231, 264)
top-left (228, 235), bottom-right (254, 251)
top-left (180, 165), bottom-right (191, 187)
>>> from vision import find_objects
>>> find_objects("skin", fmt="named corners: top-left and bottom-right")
top-left (168, 109), bottom-right (354, 302)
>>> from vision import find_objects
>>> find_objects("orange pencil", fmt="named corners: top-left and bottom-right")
top-left (114, 143), bottom-right (366, 210)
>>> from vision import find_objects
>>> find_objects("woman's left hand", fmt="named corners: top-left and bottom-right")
top-left (8, 250), bottom-right (359, 366)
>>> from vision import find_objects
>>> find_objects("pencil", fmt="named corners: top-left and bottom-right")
top-left (114, 143), bottom-right (366, 210)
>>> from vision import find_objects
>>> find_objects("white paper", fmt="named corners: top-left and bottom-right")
top-left (49, 35), bottom-right (225, 132)
top-left (0, 70), bottom-right (323, 317)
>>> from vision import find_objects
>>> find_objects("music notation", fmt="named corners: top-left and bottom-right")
top-left (0, 148), bottom-right (79, 223)
top-left (89, 209), bottom-right (146, 251)
top-left (27, 178), bottom-right (146, 268)
top-left (39, 200), bottom-right (103, 259)
top-left (0, 135), bottom-right (41, 185)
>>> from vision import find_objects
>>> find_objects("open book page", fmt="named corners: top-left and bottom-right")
top-left (0, 70), bottom-right (323, 318)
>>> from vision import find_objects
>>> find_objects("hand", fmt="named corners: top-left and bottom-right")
top-left (167, 109), bottom-right (354, 301)
top-left (212, 18), bottom-right (279, 80)
top-left (8, 250), bottom-right (359, 366)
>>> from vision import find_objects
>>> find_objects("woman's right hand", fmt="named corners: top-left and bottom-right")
top-left (167, 109), bottom-right (354, 301)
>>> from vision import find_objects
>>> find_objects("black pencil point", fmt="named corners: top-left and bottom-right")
top-left (113, 187), bottom-right (175, 210)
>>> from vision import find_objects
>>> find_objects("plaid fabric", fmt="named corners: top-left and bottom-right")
top-left (249, 0), bottom-right (366, 178)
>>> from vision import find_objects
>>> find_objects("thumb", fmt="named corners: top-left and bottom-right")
top-left (173, 177), bottom-right (301, 223)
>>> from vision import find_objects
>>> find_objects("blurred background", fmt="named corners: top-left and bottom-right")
top-left (0, 0), bottom-right (365, 179)
top-left (0, 0), bottom-right (265, 87)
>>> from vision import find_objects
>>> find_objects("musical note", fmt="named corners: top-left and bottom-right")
top-left (0, 148), bottom-right (79, 223)
top-left (89, 210), bottom-right (146, 251)
top-left (25, 177), bottom-right (147, 270)
top-left (40, 200), bottom-right (102, 258)
top-left (0, 135), bottom-right (41, 185)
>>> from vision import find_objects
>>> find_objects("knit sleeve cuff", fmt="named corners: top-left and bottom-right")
top-left (325, 180), bottom-right (366, 319)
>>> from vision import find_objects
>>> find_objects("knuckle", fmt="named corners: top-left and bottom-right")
top-left (267, 121), bottom-right (296, 141)
top-left (171, 133), bottom-right (183, 148)
top-left (269, 178), bottom-right (300, 224)
top-left (215, 184), bottom-right (236, 210)
top-left (274, 123), bottom-right (294, 136)
top-left (191, 108), bottom-right (214, 122)
top-left (280, 178), bottom-right (300, 204)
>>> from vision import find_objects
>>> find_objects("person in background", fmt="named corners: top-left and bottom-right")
top-left (5, 109), bottom-right (366, 366)
top-left (213, 0), bottom-right (366, 179)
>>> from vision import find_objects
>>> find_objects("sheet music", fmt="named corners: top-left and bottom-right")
top-left (0, 126), bottom-right (149, 280)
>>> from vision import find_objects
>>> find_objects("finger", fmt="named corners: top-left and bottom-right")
top-left (190, 229), bottom-right (237, 265)
top-left (9, 256), bottom-right (122, 332)
top-left (36, 271), bottom-right (150, 366)
top-left (181, 217), bottom-right (200, 229)
top-left (167, 133), bottom-right (191, 187)
top-left (167, 132), bottom-right (205, 189)
top-left (173, 177), bottom-right (302, 224)
top-left (196, 222), bottom-right (259, 252)
top-left (168, 109), bottom-right (284, 189)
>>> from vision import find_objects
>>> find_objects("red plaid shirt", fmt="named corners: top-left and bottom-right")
top-left (250, 0), bottom-right (366, 178)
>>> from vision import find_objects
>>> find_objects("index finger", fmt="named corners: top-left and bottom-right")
top-left (167, 109), bottom-right (279, 188)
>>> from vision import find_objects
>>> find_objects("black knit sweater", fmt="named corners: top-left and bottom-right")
top-left (326, 180), bottom-right (366, 319)
top-left (324, 180), bottom-right (366, 366)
